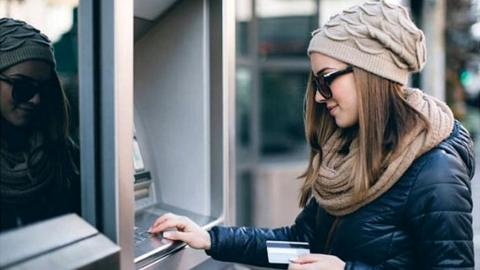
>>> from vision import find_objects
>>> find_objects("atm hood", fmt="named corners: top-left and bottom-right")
top-left (134, 0), bottom-right (179, 41)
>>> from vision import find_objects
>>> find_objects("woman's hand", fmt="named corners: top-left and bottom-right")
top-left (288, 254), bottom-right (346, 270)
top-left (148, 213), bottom-right (211, 250)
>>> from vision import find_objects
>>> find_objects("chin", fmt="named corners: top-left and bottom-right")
top-left (5, 116), bottom-right (30, 128)
top-left (335, 118), bottom-right (356, 128)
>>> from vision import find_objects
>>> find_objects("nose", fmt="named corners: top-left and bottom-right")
top-left (314, 90), bottom-right (327, 103)
top-left (29, 93), bottom-right (41, 105)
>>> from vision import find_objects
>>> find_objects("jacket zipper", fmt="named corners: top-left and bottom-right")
top-left (324, 216), bottom-right (341, 254)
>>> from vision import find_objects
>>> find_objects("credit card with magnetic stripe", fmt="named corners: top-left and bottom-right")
top-left (266, 240), bottom-right (310, 264)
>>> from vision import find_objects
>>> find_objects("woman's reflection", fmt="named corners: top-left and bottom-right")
top-left (0, 18), bottom-right (80, 232)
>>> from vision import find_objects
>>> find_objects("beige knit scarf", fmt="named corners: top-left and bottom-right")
top-left (312, 88), bottom-right (454, 216)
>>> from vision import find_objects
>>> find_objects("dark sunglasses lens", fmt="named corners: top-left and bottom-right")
top-left (11, 80), bottom-right (37, 103)
top-left (320, 87), bottom-right (332, 99)
top-left (313, 77), bottom-right (331, 99)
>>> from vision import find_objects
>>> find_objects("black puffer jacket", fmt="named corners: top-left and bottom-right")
top-left (206, 121), bottom-right (475, 269)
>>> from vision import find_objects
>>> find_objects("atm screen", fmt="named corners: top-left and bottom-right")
top-left (133, 135), bottom-right (145, 172)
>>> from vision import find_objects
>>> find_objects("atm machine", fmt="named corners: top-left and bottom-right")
top-left (0, 0), bottom-right (235, 269)
top-left (131, 0), bottom-right (236, 268)
top-left (78, 0), bottom-right (236, 268)
top-left (119, 0), bottom-right (235, 268)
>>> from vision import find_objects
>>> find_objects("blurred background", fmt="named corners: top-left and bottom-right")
top-left (1, 0), bottom-right (479, 266)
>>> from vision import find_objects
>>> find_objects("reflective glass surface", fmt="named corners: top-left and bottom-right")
top-left (260, 71), bottom-right (308, 156)
top-left (256, 0), bottom-right (317, 58)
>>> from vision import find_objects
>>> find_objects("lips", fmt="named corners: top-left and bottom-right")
top-left (17, 106), bottom-right (36, 115)
top-left (327, 105), bottom-right (338, 114)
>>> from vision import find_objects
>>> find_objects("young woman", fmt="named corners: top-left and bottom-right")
top-left (0, 18), bottom-right (80, 231)
top-left (149, 1), bottom-right (475, 269)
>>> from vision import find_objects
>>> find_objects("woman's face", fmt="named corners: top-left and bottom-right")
top-left (310, 52), bottom-right (359, 128)
top-left (0, 60), bottom-right (52, 127)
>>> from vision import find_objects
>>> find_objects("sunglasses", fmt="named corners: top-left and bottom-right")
top-left (0, 74), bottom-right (54, 103)
top-left (311, 66), bottom-right (353, 99)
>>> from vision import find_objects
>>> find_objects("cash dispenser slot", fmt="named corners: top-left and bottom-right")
top-left (134, 171), bottom-right (152, 200)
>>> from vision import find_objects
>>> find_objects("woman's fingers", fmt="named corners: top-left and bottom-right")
top-left (147, 214), bottom-right (211, 250)
top-left (150, 213), bottom-right (174, 229)
top-left (163, 230), bottom-right (185, 241)
top-left (289, 254), bottom-right (345, 270)
top-left (161, 230), bottom-right (197, 243)
top-left (159, 225), bottom-right (210, 250)
top-left (149, 213), bottom-right (186, 234)
top-left (290, 254), bottom-right (320, 264)
top-left (287, 263), bottom-right (304, 270)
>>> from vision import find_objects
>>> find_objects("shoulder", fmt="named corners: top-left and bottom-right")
top-left (405, 121), bottom-right (474, 212)
top-left (411, 121), bottom-right (474, 187)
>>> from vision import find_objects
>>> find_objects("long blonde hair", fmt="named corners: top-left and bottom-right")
top-left (298, 67), bottom-right (430, 207)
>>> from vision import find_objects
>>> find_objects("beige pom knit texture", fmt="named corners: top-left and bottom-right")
top-left (308, 0), bottom-right (426, 85)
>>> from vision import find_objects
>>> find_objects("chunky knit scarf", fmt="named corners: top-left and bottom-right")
top-left (312, 88), bottom-right (454, 216)
top-left (0, 133), bottom-right (65, 205)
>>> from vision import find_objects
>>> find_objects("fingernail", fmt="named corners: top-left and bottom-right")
top-left (289, 257), bottom-right (298, 263)
top-left (163, 232), bottom-right (172, 238)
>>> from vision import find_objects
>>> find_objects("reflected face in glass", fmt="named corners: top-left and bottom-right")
top-left (0, 60), bottom-right (52, 127)
top-left (310, 52), bottom-right (358, 128)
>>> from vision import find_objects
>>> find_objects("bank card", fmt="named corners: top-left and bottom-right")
top-left (266, 240), bottom-right (310, 264)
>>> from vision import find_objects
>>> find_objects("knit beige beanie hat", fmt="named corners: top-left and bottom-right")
top-left (0, 18), bottom-right (55, 72)
top-left (308, 0), bottom-right (426, 85)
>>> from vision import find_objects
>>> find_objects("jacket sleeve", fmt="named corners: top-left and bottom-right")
top-left (205, 198), bottom-right (319, 268)
top-left (403, 148), bottom-right (474, 269)
top-left (344, 261), bottom-right (383, 270)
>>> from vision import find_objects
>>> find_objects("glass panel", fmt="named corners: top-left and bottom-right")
top-left (236, 67), bottom-right (253, 162)
top-left (236, 0), bottom-right (252, 56)
top-left (0, 0), bottom-right (80, 232)
top-left (260, 71), bottom-right (308, 157)
top-left (256, 0), bottom-right (317, 58)
top-left (236, 170), bottom-right (253, 226)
